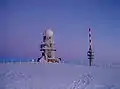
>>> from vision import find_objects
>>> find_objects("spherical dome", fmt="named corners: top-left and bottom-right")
top-left (45, 29), bottom-right (53, 37)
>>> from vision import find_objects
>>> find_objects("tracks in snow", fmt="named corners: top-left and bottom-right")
top-left (67, 74), bottom-right (93, 89)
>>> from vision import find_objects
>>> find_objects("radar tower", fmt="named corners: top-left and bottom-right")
top-left (37, 29), bottom-right (62, 63)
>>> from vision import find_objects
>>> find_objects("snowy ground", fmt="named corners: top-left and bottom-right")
top-left (0, 62), bottom-right (120, 89)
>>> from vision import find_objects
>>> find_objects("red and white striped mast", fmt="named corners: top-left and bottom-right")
top-left (87, 28), bottom-right (94, 66)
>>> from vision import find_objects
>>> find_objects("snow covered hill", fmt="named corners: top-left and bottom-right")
top-left (0, 62), bottom-right (120, 89)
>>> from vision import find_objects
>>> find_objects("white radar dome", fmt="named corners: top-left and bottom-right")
top-left (45, 29), bottom-right (53, 37)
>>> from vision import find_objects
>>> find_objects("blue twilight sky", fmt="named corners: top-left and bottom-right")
top-left (0, 0), bottom-right (120, 61)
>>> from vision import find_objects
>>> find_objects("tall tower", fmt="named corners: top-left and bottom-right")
top-left (87, 28), bottom-right (94, 66)
top-left (37, 29), bottom-right (61, 63)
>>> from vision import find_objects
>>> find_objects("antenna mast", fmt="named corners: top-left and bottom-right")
top-left (87, 28), bottom-right (94, 66)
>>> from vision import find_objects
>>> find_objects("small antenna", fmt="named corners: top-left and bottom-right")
top-left (87, 28), bottom-right (94, 66)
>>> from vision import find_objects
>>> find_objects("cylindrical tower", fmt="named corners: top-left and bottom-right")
top-left (37, 29), bottom-right (61, 63)
top-left (44, 29), bottom-right (56, 59)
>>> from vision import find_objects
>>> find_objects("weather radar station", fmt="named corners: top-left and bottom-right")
top-left (34, 28), bottom-right (94, 66)
top-left (37, 29), bottom-right (62, 63)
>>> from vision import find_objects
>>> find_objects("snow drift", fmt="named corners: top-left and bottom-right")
top-left (0, 62), bottom-right (120, 89)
